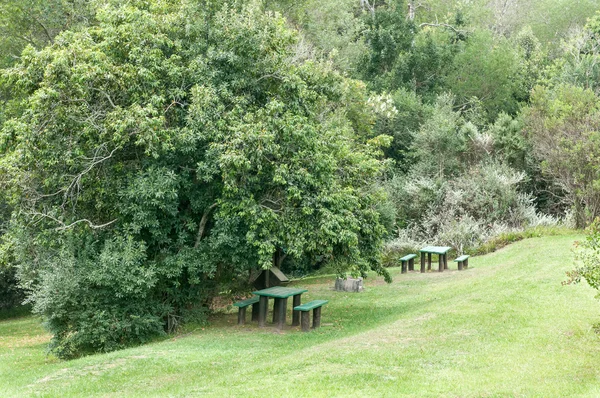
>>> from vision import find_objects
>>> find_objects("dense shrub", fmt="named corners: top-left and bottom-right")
top-left (386, 161), bottom-right (559, 255)
top-left (568, 220), bottom-right (600, 303)
top-left (0, 265), bottom-right (23, 311)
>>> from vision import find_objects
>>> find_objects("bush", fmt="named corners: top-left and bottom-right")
top-left (568, 220), bottom-right (600, 296)
top-left (0, 265), bottom-right (23, 311)
top-left (386, 161), bottom-right (561, 256)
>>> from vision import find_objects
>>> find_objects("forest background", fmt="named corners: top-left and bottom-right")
top-left (1, 0), bottom-right (600, 358)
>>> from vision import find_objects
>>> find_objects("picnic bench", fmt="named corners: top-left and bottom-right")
top-left (253, 286), bottom-right (308, 329)
top-left (453, 255), bottom-right (470, 271)
top-left (419, 246), bottom-right (451, 273)
top-left (233, 296), bottom-right (260, 325)
top-left (400, 254), bottom-right (417, 274)
top-left (294, 300), bottom-right (328, 332)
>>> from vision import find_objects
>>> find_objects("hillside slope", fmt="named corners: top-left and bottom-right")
top-left (1, 235), bottom-right (600, 397)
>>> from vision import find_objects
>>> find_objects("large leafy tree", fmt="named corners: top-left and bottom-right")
top-left (445, 29), bottom-right (528, 121)
top-left (523, 85), bottom-right (600, 228)
top-left (0, 0), bottom-right (390, 357)
top-left (0, 0), bottom-right (94, 68)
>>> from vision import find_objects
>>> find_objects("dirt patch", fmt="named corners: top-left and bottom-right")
top-left (34, 355), bottom-right (155, 386)
top-left (0, 333), bottom-right (50, 349)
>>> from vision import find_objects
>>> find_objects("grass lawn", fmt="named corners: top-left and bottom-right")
top-left (2, 234), bottom-right (600, 397)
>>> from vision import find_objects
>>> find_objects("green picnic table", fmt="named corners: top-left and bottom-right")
top-left (419, 246), bottom-right (451, 273)
top-left (252, 286), bottom-right (308, 329)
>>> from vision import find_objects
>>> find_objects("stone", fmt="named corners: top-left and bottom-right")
top-left (334, 277), bottom-right (364, 293)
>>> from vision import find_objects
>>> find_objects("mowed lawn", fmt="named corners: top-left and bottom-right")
top-left (2, 235), bottom-right (600, 397)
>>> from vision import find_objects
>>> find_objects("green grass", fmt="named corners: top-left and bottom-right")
top-left (2, 235), bottom-right (600, 397)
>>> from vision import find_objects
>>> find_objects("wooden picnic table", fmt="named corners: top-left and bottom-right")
top-left (419, 246), bottom-right (451, 273)
top-left (252, 286), bottom-right (308, 329)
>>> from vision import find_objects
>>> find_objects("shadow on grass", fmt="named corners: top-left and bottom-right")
top-left (0, 305), bottom-right (32, 322)
top-left (204, 291), bottom-right (433, 354)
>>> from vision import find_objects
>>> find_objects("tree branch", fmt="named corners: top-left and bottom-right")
top-left (62, 146), bottom-right (118, 209)
top-left (91, 88), bottom-right (117, 109)
top-left (419, 23), bottom-right (467, 35)
top-left (27, 211), bottom-right (117, 231)
top-left (195, 203), bottom-right (218, 248)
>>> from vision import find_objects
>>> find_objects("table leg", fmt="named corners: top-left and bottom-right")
top-left (292, 294), bottom-right (301, 326)
top-left (444, 254), bottom-right (448, 270)
top-left (420, 252), bottom-right (425, 273)
top-left (438, 254), bottom-right (443, 272)
top-left (251, 301), bottom-right (259, 321)
top-left (409, 258), bottom-right (414, 271)
top-left (277, 298), bottom-right (287, 329)
top-left (258, 296), bottom-right (268, 327)
top-left (273, 298), bottom-right (280, 324)
top-left (427, 253), bottom-right (432, 271)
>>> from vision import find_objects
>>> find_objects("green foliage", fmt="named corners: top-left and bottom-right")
top-left (425, 0), bottom-right (597, 48)
top-left (523, 84), bottom-right (600, 227)
top-left (411, 94), bottom-right (468, 178)
top-left (386, 160), bottom-right (555, 254)
top-left (359, 1), bottom-right (413, 87)
top-left (269, 0), bottom-right (367, 73)
top-left (384, 88), bottom-right (431, 169)
top-left (570, 220), bottom-right (600, 295)
top-left (366, 89), bottom-right (431, 169)
top-left (359, 3), bottom-right (460, 98)
top-left (445, 30), bottom-right (527, 121)
top-left (28, 238), bottom-right (166, 358)
top-left (488, 113), bottom-right (529, 172)
top-left (444, 163), bottom-right (531, 227)
top-left (543, 13), bottom-right (600, 96)
top-left (0, 0), bottom-right (94, 68)
top-left (0, 265), bottom-right (23, 311)
top-left (0, 0), bottom-right (390, 357)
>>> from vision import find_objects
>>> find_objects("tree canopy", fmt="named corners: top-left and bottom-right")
top-left (0, 0), bottom-right (390, 357)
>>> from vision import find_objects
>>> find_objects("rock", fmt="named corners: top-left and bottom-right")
top-left (334, 277), bottom-right (364, 292)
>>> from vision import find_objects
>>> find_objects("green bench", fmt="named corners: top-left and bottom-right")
top-left (233, 296), bottom-right (260, 325)
top-left (399, 254), bottom-right (417, 274)
top-left (453, 255), bottom-right (470, 271)
top-left (293, 300), bottom-right (328, 332)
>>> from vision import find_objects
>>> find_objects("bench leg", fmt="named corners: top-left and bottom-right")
top-left (258, 296), bottom-right (268, 327)
top-left (401, 260), bottom-right (407, 274)
top-left (251, 302), bottom-right (259, 322)
top-left (312, 307), bottom-right (322, 329)
top-left (458, 260), bottom-right (463, 271)
top-left (409, 258), bottom-right (414, 271)
top-left (464, 258), bottom-right (468, 269)
top-left (427, 253), bottom-right (432, 271)
top-left (420, 253), bottom-right (425, 273)
top-left (301, 311), bottom-right (310, 332)
top-left (277, 298), bottom-right (287, 330)
top-left (292, 294), bottom-right (301, 326)
top-left (444, 254), bottom-right (448, 270)
top-left (238, 307), bottom-right (247, 325)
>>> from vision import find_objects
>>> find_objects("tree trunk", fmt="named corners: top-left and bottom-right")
top-left (408, 1), bottom-right (415, 21)
top-left (194, 203), bottom-right (217, 248)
